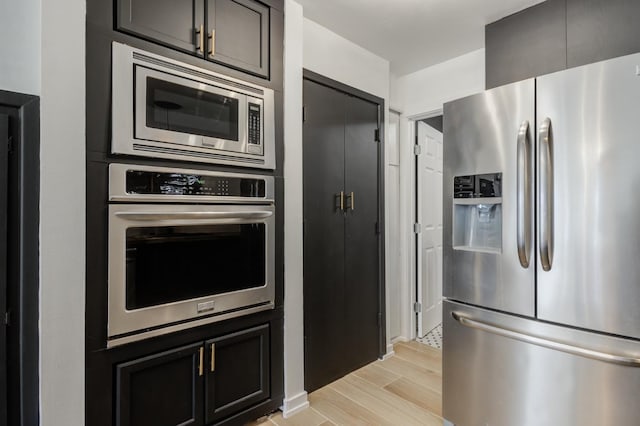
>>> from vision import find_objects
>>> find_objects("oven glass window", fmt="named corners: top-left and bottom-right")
top-left (126, 224), bottom-right (265, 309)
top-left (145, 77), bottom-right (240, 141)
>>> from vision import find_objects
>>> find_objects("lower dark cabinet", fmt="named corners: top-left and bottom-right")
top-left (205, 324), bottom-right (270, 424)
top-left (115, 325), bottom-right (270, 426)
top-left (116, 342), bottom-right (204, 426)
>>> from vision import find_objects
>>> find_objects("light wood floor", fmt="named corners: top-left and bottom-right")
top-left (247, 341), bottom-right (443, 426)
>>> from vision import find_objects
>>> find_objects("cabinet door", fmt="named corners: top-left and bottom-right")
top-left (485, 0), bottom-right (566, 89)
top-left (343, 95), bottom-right (381, 370)
top-left (206, 0), bottom-right (269, 77)
top-left (115, 342), bottom-right (204, 426)
top-left (567, 0), bottom-right (640, 68)
top-left (117, 0), bottom-right (205, 56)
top-left (302, 79), bottom-right (348, 392)
top-left (204, 324), bottom-right (270, 424)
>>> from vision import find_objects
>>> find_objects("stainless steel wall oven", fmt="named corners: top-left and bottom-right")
top-left (112, 42), bottom-right (276, 169)
top-left (108, 164), bottom-right (275, 347)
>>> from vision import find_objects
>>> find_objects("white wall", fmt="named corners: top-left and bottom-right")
top-left (0, 1), bottom-right (86, 424)
top-left (40, 0), bottom-right (86, 424)
top-left (393, 48), bottom-right (485, 118)
top-left (392, 49), bottom-right (485, 340)
top-left (282, 0), bottom-right (308, 418)
top-left (282, 4), bottom-right (394, 415)
top-left (303, 18), bottom-right (390, 101)
top-left (0, 0), bottom-right (41, 95)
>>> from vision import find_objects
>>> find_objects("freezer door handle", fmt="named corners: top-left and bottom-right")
top-left (538, 118), bottom-right (554, 271)
top-left (451, 311), bottom-right (640, 367)
top-left (517, 120), bottom-right (532, 268)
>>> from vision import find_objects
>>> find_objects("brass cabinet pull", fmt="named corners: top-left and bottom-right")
top-left (339, 191), bottom-right (344, 211)
top-left (198, 347), bottom-right (204, 376)
top-left (196, 25), bottom-right (204, 54)
top-left (210, 343), bottom-right (215, 372)
top-left (349, 192), bottom-right (355, 210)
top-left (208, 29), bottom-right (216, 57)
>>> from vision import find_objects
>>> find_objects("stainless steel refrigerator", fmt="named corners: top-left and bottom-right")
top-left (442, 52), bottom-right (640, 426)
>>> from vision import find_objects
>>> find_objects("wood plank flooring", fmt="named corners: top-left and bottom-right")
top-left (247, 341), bottom-right (442, 426)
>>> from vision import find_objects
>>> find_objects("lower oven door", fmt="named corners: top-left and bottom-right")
top-left (108, 203), bottom-right (275, 346)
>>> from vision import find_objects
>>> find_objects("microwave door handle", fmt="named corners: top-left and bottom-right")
top-left (115, 211), bottom-right (273, 221)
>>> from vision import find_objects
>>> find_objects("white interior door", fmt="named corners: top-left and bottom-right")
top-left (416, 120), bottom-right (443, 337)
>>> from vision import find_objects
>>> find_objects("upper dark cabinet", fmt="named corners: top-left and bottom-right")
top-left (206, 0), bottom-right (270, 78)
top-left (116, 0), bottom-right (270, 79)
top-left (117, 0), bottom-right (205, 56)
top-left (566, 0), bottom-right (640, 68)
top-left (485, 0), bottom-right (566, 89)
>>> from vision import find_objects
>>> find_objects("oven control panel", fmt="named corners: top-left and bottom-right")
top-left (109, 164), bottom-right (274, 203)
top-left (126, 170), bottom-right (266, 197)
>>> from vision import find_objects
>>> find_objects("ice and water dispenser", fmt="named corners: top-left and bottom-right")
top-left (453, 173), bottom-right (502, 253)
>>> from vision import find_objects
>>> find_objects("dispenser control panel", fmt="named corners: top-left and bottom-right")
top-left (454, 173), bottom-right (502, 198)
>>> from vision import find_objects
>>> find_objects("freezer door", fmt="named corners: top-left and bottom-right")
top-left (537, 52), bottom-right (640, 338)
top-left (443, 79), bottom-right (535, 316)
top-left (443, 300), bottom-right (640, 426)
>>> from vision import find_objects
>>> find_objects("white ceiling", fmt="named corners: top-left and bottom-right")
top-left (295, 0), bottom-right (546, 76)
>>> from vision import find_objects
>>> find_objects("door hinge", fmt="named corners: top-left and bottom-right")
top-left (375, 221), bottom-right (381, 234)
top-left (4, 311), bottom-right (10, 326)
top-left (302, 106), bottom-right (307, 122)
top-left (414, 144), bottom-right (421, 155)
top-left (377, 312), bottom-right (382, 327)
top-left (374, 128), bottom-right (380, 142)
top-left (413, 223), bottom-right (422, 234)
top-left (413, 302), bottom-right (422, 313)
top-left (7, 136), bottom-right (13, 154)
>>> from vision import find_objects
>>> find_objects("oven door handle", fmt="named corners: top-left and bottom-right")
top-left (114, 211), bottom-right (273, 221)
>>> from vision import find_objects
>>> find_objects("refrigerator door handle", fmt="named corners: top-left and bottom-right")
top-left (538, 118), bottom-right (554, 271)
top-left (517, 120), bottom-right (532, 268)
top-left (451, 311), bottom-right (640, 367)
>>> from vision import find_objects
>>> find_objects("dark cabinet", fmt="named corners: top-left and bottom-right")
top-left (115, 325), bottom-right (270, 426)
top-left (205, 324), bottom-right (270, 424)
top-left (115, 342), bottom-right (204, 426)
top-left (117, 0), bottom-right (205, 56)
top-left (117, 0), bottom-right (270, 78)
top-left (485, 0), bottom-right (566, 89)
top-left (206, 0), bottom-right (270, 77)
top-left (566, 0), bottom-right (640, 68)
top-left (302, 78), bottom-right (381, 392)
top-left (486, 0), bottom-right (640, 89)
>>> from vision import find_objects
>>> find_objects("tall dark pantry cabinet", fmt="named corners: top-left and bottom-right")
top-left (302, 74), bottom-right (385, 392)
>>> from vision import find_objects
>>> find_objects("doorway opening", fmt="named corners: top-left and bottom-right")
top-left (0, 90), bottom-right (40, 426)
top-left (413, 115), bottom-right (443, 350)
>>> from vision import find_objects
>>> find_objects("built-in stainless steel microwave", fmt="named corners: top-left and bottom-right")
top-left (111, 42), bottom-right (275, 169)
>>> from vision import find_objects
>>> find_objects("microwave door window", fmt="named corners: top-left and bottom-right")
top-left (146, 77), bottom-right (240, 142)
top-left (125, 223), bottom-right (265, 310)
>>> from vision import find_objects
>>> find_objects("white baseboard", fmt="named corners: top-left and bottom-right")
top-left (380, 343), bottom-right (395, 360)
top-left (280, 391), bottom-right (309, 418)
top-left (391, 336), bottom-right (410, 344)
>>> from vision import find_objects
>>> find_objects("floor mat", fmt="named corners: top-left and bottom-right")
top-left (416, 323), bottom-right (442, 349)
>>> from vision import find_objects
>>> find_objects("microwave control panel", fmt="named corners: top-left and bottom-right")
top-left (248, 103), bottom-right (261, 146)
top-left (126, 170), bottom-right (266, 198)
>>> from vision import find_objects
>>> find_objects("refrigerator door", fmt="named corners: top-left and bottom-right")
top-left (537, 52), bottom-right (640, 338)
top-left (443, 79), bottom-right (535, 316)
top-left (443, 300), bottom-right (640, 426)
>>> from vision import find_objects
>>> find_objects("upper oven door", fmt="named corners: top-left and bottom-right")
top-left (134, 66), bottom-right (250, 154)
top-left (108, 203), bottom-right (275, 341)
